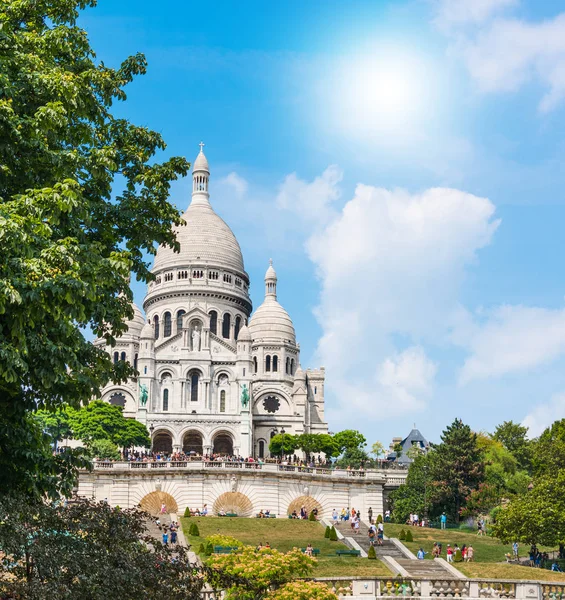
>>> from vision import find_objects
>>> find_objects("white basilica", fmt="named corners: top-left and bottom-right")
top-left (94, 145), bottom-right (328, 458)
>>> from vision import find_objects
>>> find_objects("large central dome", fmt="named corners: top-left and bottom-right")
top-left (151, 145), bottom-right (245, 275)
top-left (152, 202), bottom-right (245, 273)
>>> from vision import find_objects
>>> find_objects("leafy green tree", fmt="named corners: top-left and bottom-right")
top-left (294, 433), bottom-right (339, 458)
top-left (69, 400), bottom-right (150, 449)
top-left (34, 408), bottom-right (73, 449)
top-left (269, 433), bottom-right (298, 457)
top-left (492, 472), bottom-right (565, 546)
top-left (0, 0), bottom-right (189, 497)
top-left (88, 438), bottom-right (120, 461)
top-left (333, 430), bottom-right (366, 454)
top-left (493, 421), bottom-right (532, 471)
top-left (389, 454), bottom-right (430, 522)
top-left (393, 442), bottom-right (404, 458)
top-left (428, 419), bottom-right (485, 522)
top-left (0, 495), bottom-right (204, 599)
top-left (532, 419), bottom-right (565, 475)
top-left (335, 447), bottom-right (372, 469)
top-left (371, 441), bottom-right (385, 460)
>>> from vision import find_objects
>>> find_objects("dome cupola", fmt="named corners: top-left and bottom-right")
top-left (248, 260), bottom-right (296, 344)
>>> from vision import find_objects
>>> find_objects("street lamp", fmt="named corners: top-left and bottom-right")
top-left (280, 427), bottom-right (286, 462)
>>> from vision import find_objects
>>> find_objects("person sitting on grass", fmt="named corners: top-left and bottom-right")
top-left (551, 562), bottom-right (563, 572)
top-left (265, 509), bottom-right (270, 517)
top-left (258, 509), bottom-right (264, 518)
top-left (417, 548), bottom-right (426, 560)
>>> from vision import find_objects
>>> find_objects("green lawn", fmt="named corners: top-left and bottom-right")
top-left (181, 517), bottom-right (391, 578)
top-left (383, 523), bottom-right (558, 564)
top-left (458, 563), bottom-right (565, 583)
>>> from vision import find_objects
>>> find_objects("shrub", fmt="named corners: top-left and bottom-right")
top-left (329, 526), bottom-right (338, 541)
top-left (266, 580), bottom-right (338, 599)
top-left (376, 514), bottom-right (383, 524)
top-left (399, 529), bottom-right (406, 541)
top-left (367, 545), bottom-right (376, 560)
top-left (189, 523), bottom-right (200, 537)
top-left (184, 507), bottom-right (191, 518)
top-left (309, 510), bottom-right (317, 521)
top-left (454, 549), bottom-right (463, 562)
top-left (205, 541), bottom-right (213, 556)
top-left (405, 529), bottom-right (413, 543)
top-left (324, 525), bottom-right (331, 538)
top-left (198, 543), bottom-right (205, 554)
top-left (205, 534), bottom-right (243, 548)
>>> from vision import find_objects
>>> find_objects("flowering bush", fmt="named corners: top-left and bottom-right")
top-left (266, 580), bottom-right (338, 599)
top-left (205, 534), bottom-right (244, 548)
top-left (207, 546), bottom-right (316, 600)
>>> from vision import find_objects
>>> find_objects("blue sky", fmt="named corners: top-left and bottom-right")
top-left (82, 0), bottom-right (565, 445)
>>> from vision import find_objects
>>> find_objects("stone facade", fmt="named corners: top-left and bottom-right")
top-left (94, 145), bottom-right (328, 458)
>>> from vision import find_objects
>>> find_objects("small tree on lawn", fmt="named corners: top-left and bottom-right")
top-left (309, 510), bottom-right (317, 521)
top-left (405, 529), bottom-right (413, 542)
top-left (399, 529), bottom-right (406, 540)
top-left (376, 514), bottom-right (383, 524)
top-left (368, 545), bottom-right (377, 560)
top-left (184, 507), bottom-right (191, 517)
top-left (324, 525), bottom-right (331, 538)
top-left (329, 526), bottom-right (338, 541)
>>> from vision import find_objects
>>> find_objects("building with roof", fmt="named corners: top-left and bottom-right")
top-left (94, 145), bottom-right (328, 458)
top-left (387, 427), bottom-right (429, 465)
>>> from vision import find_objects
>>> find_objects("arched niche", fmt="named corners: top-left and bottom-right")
top-left (152, 430), bottom-right (173, 454)
top-left (213, 492), bottom-right (253, 517)
top-left (213, 431), bottom-right (234, 455)
top-left (182, 430), bottom-right (203, 455)
top-left (139, 491), bottom-right (178, 516)
top-left (287, 495), bottom-right (323, 518)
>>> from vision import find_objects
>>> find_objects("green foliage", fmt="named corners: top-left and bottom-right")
top-left (269, 433), bottom-right (299, 456)
top-left (389, 454), bottom-right (430, 523)
top-left (266, 580), bottom-right (338, 600)
top-left (324, 525), bottom-right (331, 538)
top-left (371, 441), bottom-right (385, 459)
top-left (184, 507), bottom-right (191, 517)
top-left (405, 529), bottom-right (413, 542)
top-left (309, 510), bottom-right (317, 521)
top-left (428, 419), bottom-right (485, 522)
top-left (493, 420), bottom-right (532, 471)
top-left (205, 534), bottom-right (243, 548)
top-left (367, 544), bottom-right (377, 560)
top-left (399, 529), bottom-right (406, 541)
top-left (294, 433), bottom-right (339, 457)
top-left (393, 442), bottom-right (404, 458)
top-left (492, 471), bottom-right (565, 546)
top-left (205, 541), bottom-right (213, 556)
top-left (333, 430), bottom-right (367, 454)
top-left (34, 408), bottom-right (73, 446)
top-left (69, 401), bottom-right (150, 448)
top-left (532, 419), bottom-right (565, 476)
top-left (198, 543), bottom-right (206, 555)
top-left (329, 526), bottom-right (338, 541)
top-left (0, 0), bottom-right (189, 498)
top-left (0, 494), bottom-right (203, 599)
top-left (190, 523), bottom-right (200, 537)
top-left (376, 514), bottom-right (383, 524)
top-left (334, 447), bottom-right (372, 469)
top-left (87, 438), bottom-right (120, 461)
top-left (454, 549), bottom-right (463, 562)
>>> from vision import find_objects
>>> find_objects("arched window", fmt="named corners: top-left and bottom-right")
top-left (265, 355), bottom-right (271, 372)
top-left (286, 357), bottom-right (290, 374)
top-left (273, 355), bottom-right (278, 372)
top-left (113, 352), bottom-right (119, 364)
top-left (189, 370), bottom-right (199, 402)
top-left (258, 440), bottom-right (265, 459)
top-left (154, 315), bottom-right (159, 339)
top-left (253, 356), bottom-right (258, 374)
top-left (290, 359), bottom-right (295, 375)
top-left (220, 390), bottom-right (226, 413)
top-left (209, 311), bottom-right (217, 335)
top-left (163, 389), bottom-right (169, 412)
top-left (222, 313), bottom-right (231, 339)
top-left (163, 312), bottom-right (172, 337)
top-left (134, 353), bottom-right (138, 371)
top-left (234, 315), bottom-right (241, 340)
top-left (120, 351), bottom-right (126, 362)
top-left (176, 310), bottom-right (186, 333)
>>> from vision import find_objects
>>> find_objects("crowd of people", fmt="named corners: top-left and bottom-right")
top-left (153, 516), bottom-right (180, 546)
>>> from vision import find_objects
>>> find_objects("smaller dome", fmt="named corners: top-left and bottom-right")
top-left (237, 324), bottom-right (252, 342)
top-left (124, 303), bottom-right (145, 337)
top-left (265, 259), bottom-right (277, 281)
top-left (140, 321), bottom-right (154, 339)
top-left (248, 299), bottom-right (296, 343)
top-left (193, 145), bottom-right (209, 172)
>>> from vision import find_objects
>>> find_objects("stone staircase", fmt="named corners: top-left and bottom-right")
top-left (333, 520), bottom-right (460, 578)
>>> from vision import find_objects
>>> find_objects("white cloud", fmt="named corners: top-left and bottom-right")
top-left (293, 177), bottom-right (499, 420)
top-left (219, 171), bottom-right (248, 198)
top-left (432, 0), bottom-right (517, 29)
top-left (522, 392), bottom-right (565, 437)
top-left (456, 305), bottom-right (565, 384)
top-left (276, 165), bottom-right (342, 225)
top-left (433, 2), bottom-right (565, 112)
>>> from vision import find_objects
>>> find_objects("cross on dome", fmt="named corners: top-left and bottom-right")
top-left (199, 141), bottom-right (205, 153)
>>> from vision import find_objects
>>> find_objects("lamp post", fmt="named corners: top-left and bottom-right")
top-left (149, 423), bottom-right (155, 451)
top-left (280, 427), bottom-right (286, 463)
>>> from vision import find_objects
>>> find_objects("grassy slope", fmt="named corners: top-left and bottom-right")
top-left (458, 563), bottom-right (565, 583)
top-left (384, 524), bottom-right (558, 564)
top-left (181, 517), bottom-right (391, 578)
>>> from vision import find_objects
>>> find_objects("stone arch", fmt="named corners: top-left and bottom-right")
top-left (213, 492), bottom-right (253, 517)
top-left (139, 491), bottom-right (178, 516)
top-left (287, 495), bottom-right (323, 518)
top-left (182, 430), bottom-right (204, 455)
top-left (152, 429), bottom-right (173, 454)
top-left (212, 430), bottom-right (234, 455)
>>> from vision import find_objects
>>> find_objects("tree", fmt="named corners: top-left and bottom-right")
top-left (532, 419), bottom-right (565, 476)
top-left (334, 447), bottom-right (371, 469)
top-left (0, 0), bottom-right (189, 497)
top-left (389, 454), bottom-right (430, 522)
top-left (69, 400), bottom-right (150, 449)
top-left (428, 419), bottom-right (485, 522)
top-left (207, 546), bottom-right (316, 600)
top-left (294, 433), bottom-right (338, 458)
top-left (269, 433), bottom-right (298, 457)
top-left (393, 442), bottom-right (404, 458)
top-left (493, 421), bottom-right (532, 471)
top-left (0, 494), bottom-right (204, 599)
top-left (88, 438), bottom-right (120, 461)
top-left (371, 441), bottom-right (385, 460)
top-left (34, 408), bottom-right (73, 449)
top-left (492, 472), bottom-right (565, 546)
top-left (333, 430), bottom-right (366, 454)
